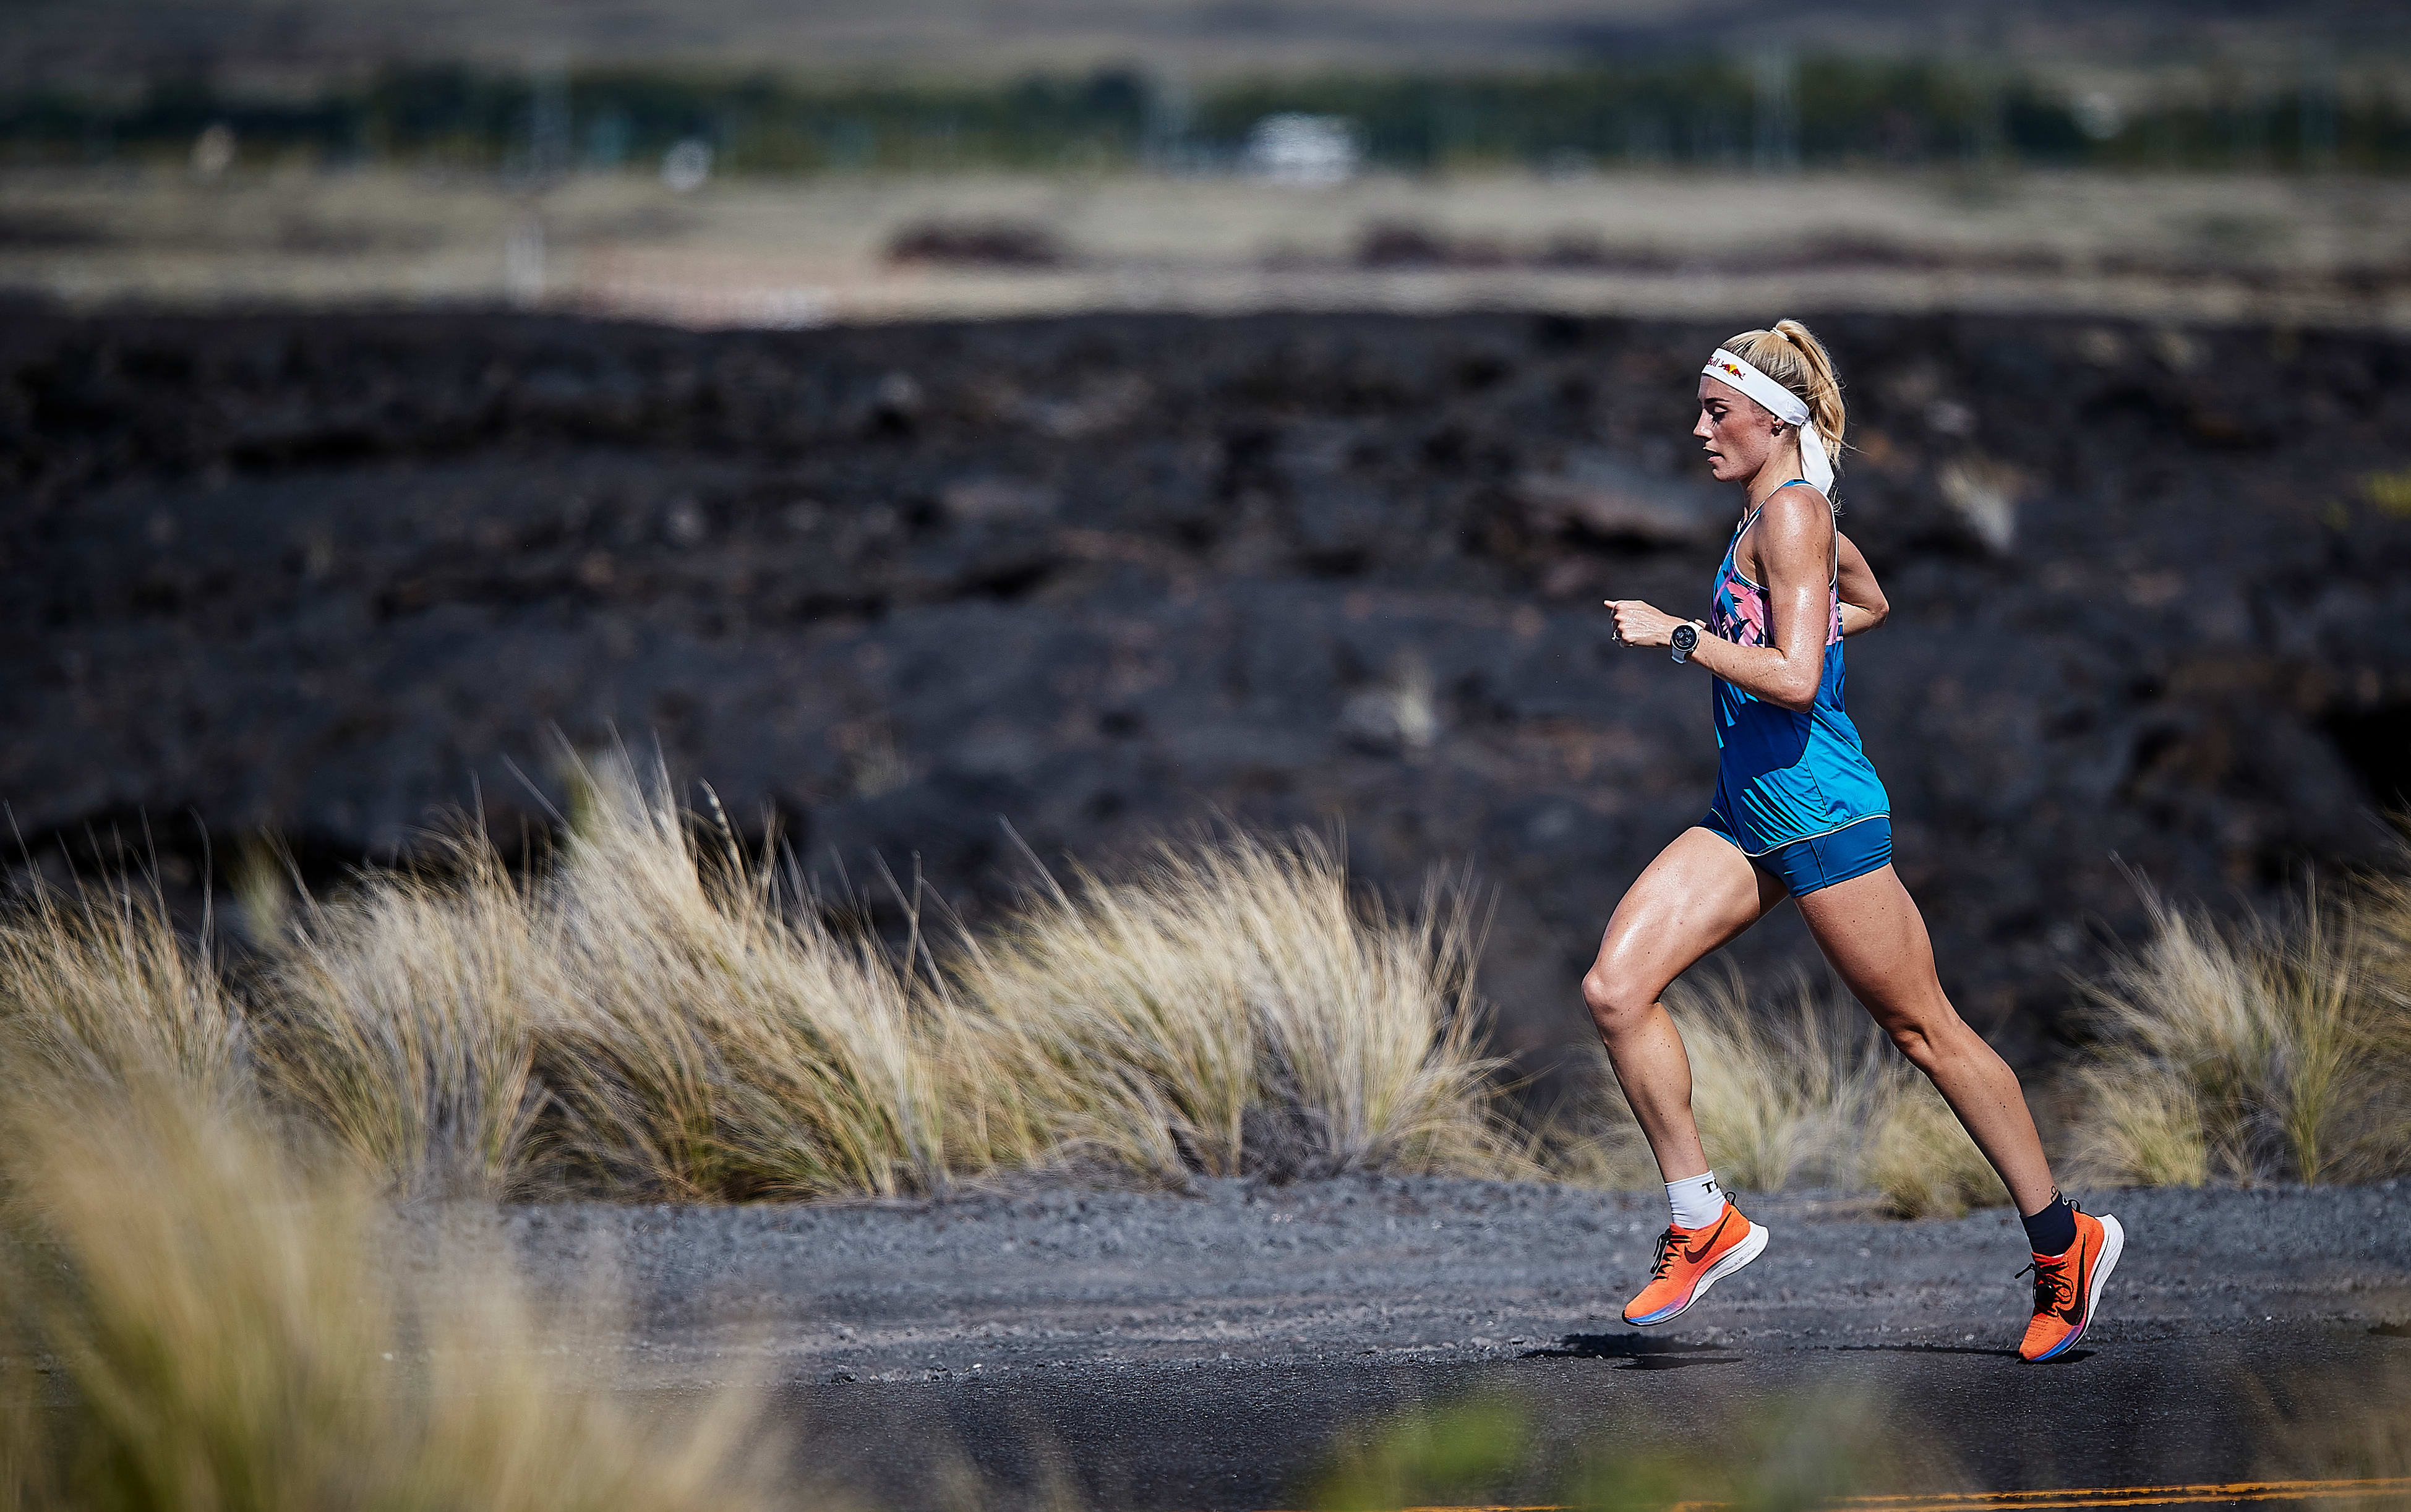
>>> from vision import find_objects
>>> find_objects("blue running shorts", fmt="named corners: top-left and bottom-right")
top-left (1698, 811), bottom-right (1893, 898)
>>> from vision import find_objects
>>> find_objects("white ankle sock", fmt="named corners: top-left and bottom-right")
top-left (1666, 1172), bottom-right (1728, 1231)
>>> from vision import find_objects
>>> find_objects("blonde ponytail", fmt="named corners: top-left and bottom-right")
top-left (1720, 318), bottom-right (1846, 478)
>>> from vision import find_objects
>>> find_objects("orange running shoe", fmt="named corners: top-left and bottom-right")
top-left (1621, 1205), bottom-right (1768, 1327)
top-left (2018, 1208), bottom-right (2125, 1362)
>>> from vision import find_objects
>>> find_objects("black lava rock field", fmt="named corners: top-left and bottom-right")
top-left (6, 304), bottom-right (2410, 1067)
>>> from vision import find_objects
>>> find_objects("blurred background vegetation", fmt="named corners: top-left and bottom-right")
top-left (1, 55), bottom-right (2402, 177)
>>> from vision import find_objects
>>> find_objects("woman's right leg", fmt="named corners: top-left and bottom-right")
top-left (1580, 827), bottom-right (1786, 1181)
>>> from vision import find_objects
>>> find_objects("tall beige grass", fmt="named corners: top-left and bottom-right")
top-left (1553, 965), bottom-right (2006, 1218)
top-left (256, 832), bottom-right (552, 1198)
top-left (2070, 876), bottom-right (2411, 1187)
top-left (251, 759), bottom-right (1038, 1201)
top-left (951, 834), bottom-right (1525, 1181)
top-left (0, 758), bottom-right (1523, 1202)
top-left (0, 1089), bottom-right (774, 1512)
top-left (0, 876), bottom-right (247, 1114)
top-left (529, 762), bottom-right (1011, 1199)
top-left (42, 762), bottom-right (2411, 1222)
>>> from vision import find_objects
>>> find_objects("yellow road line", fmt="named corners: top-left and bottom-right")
top-left (1355, 1479), bottom-right (2411, 1512)
top-left (1837, 1480), bottom-right (2411, 1510)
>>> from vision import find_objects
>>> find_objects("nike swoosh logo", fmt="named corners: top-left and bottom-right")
top-left (1681, 1212), bottom-right (1732, 1264)
top-left (2054, 1244), bottom-right (2092, 1325)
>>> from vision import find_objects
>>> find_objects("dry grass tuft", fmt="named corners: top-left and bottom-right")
top-left (2070, 877), bottom-right (2411, 1187)
top-left (2066, 1059), bottom-right (2212, 1189)
top-left (256, 832), bottom-right (551, 1198)
top-left (1673, 967), bottom-right (1896, 1195)
top-left (238, 758), bottom-right (1051, 1202)
top-left (0, 877), bottom-right (247, 1114)
top-left (228, 759), bottom-right (1521, 1199)
top-left (1550, 964), bottom-right (2005, 1218)
top-left (531, 759), bottom-right (1007, 1199)
top-left (0, 1088), bottom-right (774, 1512)
top-left (1865, 1078), bottom-right (2008, 1221)
top-left (953, 832), bottom-right (1525, 1182)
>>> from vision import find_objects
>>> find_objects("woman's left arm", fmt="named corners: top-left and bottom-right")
top-left (1836, 531), bottom-right (1888, 637)
top-left (1604, 489), bottom-right (1832, 713)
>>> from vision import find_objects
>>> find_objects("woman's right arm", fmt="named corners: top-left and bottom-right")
top-left (1836, 531), bottom-right (1888, 637)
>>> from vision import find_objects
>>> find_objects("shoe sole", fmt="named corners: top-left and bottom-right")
top-left (2028, 1213), bottom-right (2125, 1363)
top-left (1624, 1221), bottom-right (1769, 1327)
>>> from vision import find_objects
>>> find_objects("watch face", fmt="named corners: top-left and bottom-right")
top-left (1672, 624), bottom-right (1698, 651)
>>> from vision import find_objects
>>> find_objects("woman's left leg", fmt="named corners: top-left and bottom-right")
top-left (1791, 864), bottom-right (2057, 1215)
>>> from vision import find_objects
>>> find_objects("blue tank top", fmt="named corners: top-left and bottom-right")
top-left (1705, 483), bottom-right (1890, 853)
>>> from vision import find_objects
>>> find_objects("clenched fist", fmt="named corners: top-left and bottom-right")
top-left (1603, 598), bottom-right (1690, 650)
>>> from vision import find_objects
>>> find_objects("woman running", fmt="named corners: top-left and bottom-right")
top-left (1588, 320), bottom-right (2122, 1363)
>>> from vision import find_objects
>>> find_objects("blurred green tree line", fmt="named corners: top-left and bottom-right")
top-left (1, 57), bottom-right (2400, 174)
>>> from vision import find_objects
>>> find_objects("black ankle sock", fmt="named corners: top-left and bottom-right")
top-left (2020, 1193), bottom-right (2078, 1256)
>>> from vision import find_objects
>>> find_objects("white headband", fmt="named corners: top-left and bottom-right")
top-left (1703, 348), bottom-right (1834, 493)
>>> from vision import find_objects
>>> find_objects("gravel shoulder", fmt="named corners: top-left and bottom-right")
top-left (465, 1177), bottom-right (2411, 1389)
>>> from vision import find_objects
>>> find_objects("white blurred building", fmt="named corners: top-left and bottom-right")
top-left (662, 138), bottom-right (714, 192)
top-left (1244, 113), bottom-right (1361, 186)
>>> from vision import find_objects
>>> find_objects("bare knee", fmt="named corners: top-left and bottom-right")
top-left (1885, 1020), bottom-right (1938, 1068)
top-left (1582, 968), bottom-right (1655, 1040)
top-left (1877, 1004), bottom-right (1962, 1070)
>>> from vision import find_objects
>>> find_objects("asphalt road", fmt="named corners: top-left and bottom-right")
top-left (766, 1330), bottom-right (2411, 1510)
top-left (479, 1177), bottom-right (2411, 1509)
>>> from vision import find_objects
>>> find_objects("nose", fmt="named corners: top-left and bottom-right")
top-left (1693, 409), bottom-right (1713, 440)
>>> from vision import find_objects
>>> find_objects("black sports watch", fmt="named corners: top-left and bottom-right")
top-left (1669, 621), bottom-right (1702, 664)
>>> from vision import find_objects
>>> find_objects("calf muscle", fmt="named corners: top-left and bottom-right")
top-left (1795, 866), bottom-right (2059, 1215)
top-left (1583, 829), bottom-right (1780, 1184)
